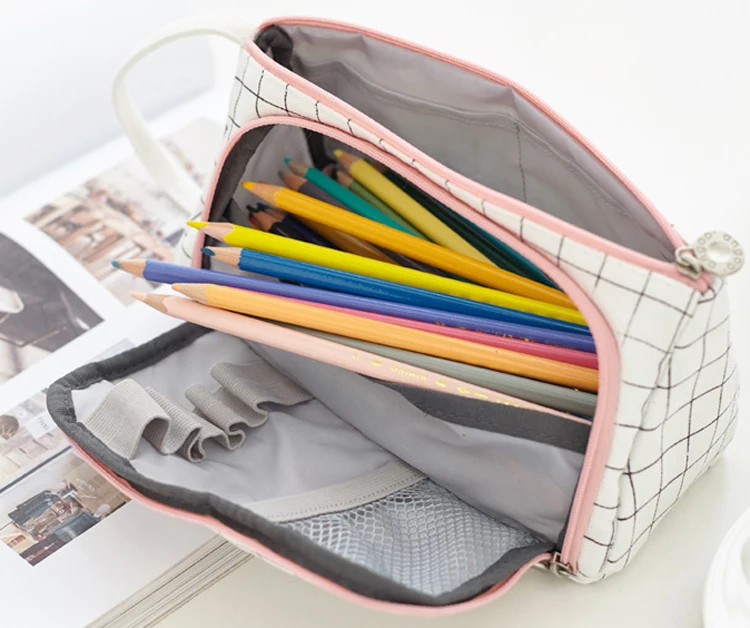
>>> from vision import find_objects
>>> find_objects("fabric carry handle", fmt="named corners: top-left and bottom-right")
top-left (112, 15), bottom-right (255, 213)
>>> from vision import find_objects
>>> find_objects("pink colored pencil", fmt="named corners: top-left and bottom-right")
top-left (284, 297), bottom-right (597, 369)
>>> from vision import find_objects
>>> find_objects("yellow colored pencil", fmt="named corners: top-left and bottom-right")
top-left (334, 150), bottom-right (492, 264)
top-left (203, 237), bottom-right (583, 323)
top-left (171, 283), bottom-right (598, 392)
top-left (235, 183), bottom-right (575, 309)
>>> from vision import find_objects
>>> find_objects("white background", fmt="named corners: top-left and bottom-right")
top-left (2, 1), bottom-right (750, 627)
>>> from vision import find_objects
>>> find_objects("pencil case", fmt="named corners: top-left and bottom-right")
top-left (48, 15), bottom-right (743, 614)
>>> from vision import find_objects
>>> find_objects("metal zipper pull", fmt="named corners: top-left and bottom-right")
top-left (676, 231), bottom-right (744, 279)
top-left (544, 551), bottom-right (574, 577)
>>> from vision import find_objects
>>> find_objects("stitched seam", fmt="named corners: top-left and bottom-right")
top-left (515, 120), bottom-right (528, 202)
top-left (301, 63), bottom-right (637, 222)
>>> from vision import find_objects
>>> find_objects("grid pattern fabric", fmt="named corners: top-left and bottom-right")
top-left (283, 479), bottom-right (539, 596)
top-left (212, 49), bottom-right (738, 581)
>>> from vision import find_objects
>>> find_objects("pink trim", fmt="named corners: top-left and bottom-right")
top-left (249, 17), bottom-right (709, 293)
top-left (284, 297), bottom-right (598, 370)
top-left (195, 115), bottom-right (619, 573)
top-left (68, 440), bottom-right (549, 616)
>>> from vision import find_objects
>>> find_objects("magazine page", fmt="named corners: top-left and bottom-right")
top-left (0, 119), bottom-right (227, 628)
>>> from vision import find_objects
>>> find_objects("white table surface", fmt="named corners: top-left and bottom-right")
top-left (156, 2), bottom-right (750, 626)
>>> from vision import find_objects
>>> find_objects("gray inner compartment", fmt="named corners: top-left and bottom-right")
top-left (71, 332), bottom-right (583, 542)
top-left (256, 23), bottom-right (674, 260)
top-left (56, 325), bottom-right (588, 603)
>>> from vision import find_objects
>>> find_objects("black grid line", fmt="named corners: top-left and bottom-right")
top-left (255, 69), bottom-right (265, 118)
top-left (606, 388), bottom-right (737, 476)
top-left (556, 236), bottom-right (566, 266)
top-left (560, 256), bottom-right (689, 314)
top-left (603, 402), bottom-right (738, 563)
top-left (218, 59), bottom-right (741, 581)
top-left (675, 290), bottom-right (718, 503)
top-left (283, 84), bottom-right (291, 115)
top-left (592, 255), bottom-right (608, 289)
top-left (697, 348), bottom-right (731, 479)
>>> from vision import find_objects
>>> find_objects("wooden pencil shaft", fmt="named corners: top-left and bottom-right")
top-left (244, 183), bottom-right (575, 309)
top-left (177, 283), bottom-right (598, 392)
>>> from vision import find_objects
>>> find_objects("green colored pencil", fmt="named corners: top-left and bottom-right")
top-left (335, 170), bottom-right (427, 239)
top-left (381, 169), bottom-right (556, 288)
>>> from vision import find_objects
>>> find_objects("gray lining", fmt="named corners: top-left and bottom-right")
top-left (262, 23), bottom-right (673, 260)
top-left (46, 324), bottom-right (560, 605)
top-left (385, 381), bottom-right (590, 454)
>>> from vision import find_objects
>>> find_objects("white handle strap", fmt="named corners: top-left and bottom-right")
top-left (113, 16), bottom-right (255, 213)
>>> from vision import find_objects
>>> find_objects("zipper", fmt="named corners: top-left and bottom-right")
top-left (545, 551), bottom-right (574, 578)
top-left (675, 231), bottom-right (745, 279)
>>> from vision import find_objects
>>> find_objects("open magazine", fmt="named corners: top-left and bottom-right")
top-left (0, 119), bottom-right (251, 628)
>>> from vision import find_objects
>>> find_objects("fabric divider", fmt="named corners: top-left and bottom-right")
top-left (250, 341), bottom-right (585, 541)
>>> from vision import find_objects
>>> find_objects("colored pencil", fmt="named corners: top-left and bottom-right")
top-left (249, 209), bottom-right (300, 240)
top-left (256, 204), bottom-right (333, 248)
top-left (281, 171), bottom-right (451, 277)
top-left (278, 172), bottom-right (398, 264)
top-left (131, 293), bottom-right (568, 413)
top-left (284, 159), bottom-right (418, 235)
top-left (114, 259), bottom-right (594, 352)
top-left (198, 195), bottom-right (575, 310)
top-left (285, 326), bottom-right (597, 417)
top-left (335, 150), bottom-right (493, 264)
top-left (334, 170), bottom-right (425, 238)
top-left (205, 241), bottom-right (582, 324)
top-left (171, 283), bottom-right (599, 392)
top-left (201, 247), bottom-right (587, 334)
top-left (273, 296), bottom-right (597, 369)
top-left (380, 169), bottom-right (555, 287)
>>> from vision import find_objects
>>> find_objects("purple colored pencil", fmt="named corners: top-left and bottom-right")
top-left (115, 259), bottom-right (595, 352)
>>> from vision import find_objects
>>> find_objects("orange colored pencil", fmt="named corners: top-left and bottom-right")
top-left (171, 283), bottom-right (598, 392)
top-left (241, 182), bottom-right (574, 309)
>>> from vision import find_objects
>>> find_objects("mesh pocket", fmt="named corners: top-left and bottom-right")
top-left (283, 479), bottom-right (539, 596)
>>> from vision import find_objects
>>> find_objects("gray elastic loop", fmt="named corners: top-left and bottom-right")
top-left (185, 384), bottom-right (257, 449)
top-left (145, 388), bottom-right (227, 461)
top-left (81, 379), bottom-right (165, 460)
top-left (210, 361), bottom-right (313, 411)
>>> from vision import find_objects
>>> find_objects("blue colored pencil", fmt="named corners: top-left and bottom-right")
top-left (210, 248), bottom-right (590, 336)
top-left (114, 259), bottom-right (595, 352)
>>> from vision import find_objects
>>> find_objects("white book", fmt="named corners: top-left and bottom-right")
top-left (0, 118), bottom-right (252, 628)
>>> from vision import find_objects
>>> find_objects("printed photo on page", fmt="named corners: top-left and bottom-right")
top-left (0, 233), bottom-right (103, 385)
top-left (24, 119), bottom-right (220, 305)
top-left (0, 340), bottom-right (132, 493)
top-left (0, 449), bottom-right (129, 566)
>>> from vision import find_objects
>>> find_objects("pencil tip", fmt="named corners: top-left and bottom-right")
top-left (201, 247), bottom-right (215, 257)
top-left (333, 149), bottom-right (343, 158)
top-left (187, 220), bottom-right (207, 229)
top-left (131, 292), bottom-right (147, 302)
top-left (111, 260), bottom-right (121, 269)
top-left (243, 181), bottom-right (256, 191)
top-left (283, 157), bottom-right (291, 163)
